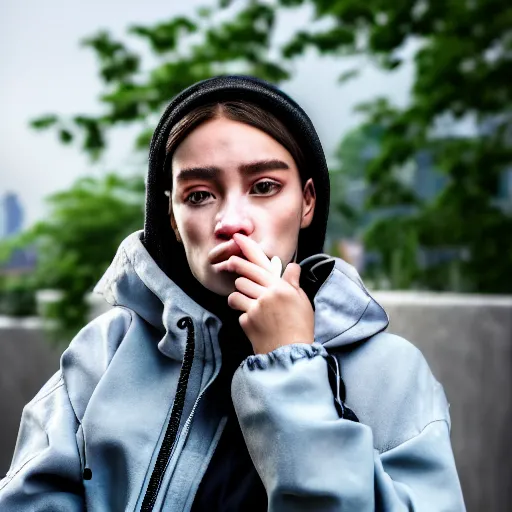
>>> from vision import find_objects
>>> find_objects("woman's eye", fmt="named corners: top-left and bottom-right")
top-left (251, 180), bottom-right (281, 195)
top-left (186, 191), bottom-right (213, 205)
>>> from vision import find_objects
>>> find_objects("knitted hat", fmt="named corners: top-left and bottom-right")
top-left (142, 75), bottom-right (330, 307)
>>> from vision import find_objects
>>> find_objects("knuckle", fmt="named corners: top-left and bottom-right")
top-left (258, 292), bottom-right (271, 306)
top-left (274, 284), bottom-right (289, 299)
top-left (250, 300), bottom-right (262, 315)
top-left (239, 313), bottom-right (249, 328)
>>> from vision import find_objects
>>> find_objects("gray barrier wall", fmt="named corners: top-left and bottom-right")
top-left (374, 292), bottom-right (512, 512)
top-left (0, 320), bottom-right (62, 478)
top-left (1, 292), bottom-right (511, 511)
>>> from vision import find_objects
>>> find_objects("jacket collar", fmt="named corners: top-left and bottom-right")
top-left (95, 232), bottom-right (388, 360)
top-left (94, 231), bottom-right (221, 362)
top-left (312, 257), bottom-right (389, 348)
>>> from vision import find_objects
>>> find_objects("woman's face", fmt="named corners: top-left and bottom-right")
top-left (170, 116), bottom-right (316, 296)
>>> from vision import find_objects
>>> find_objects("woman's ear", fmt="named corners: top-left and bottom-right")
top-left (169, 199), bottom-right (182, 243)
top-left (300, 178), bottom-right (316, 229)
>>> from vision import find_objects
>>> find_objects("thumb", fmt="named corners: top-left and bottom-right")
top-left (282, 262), bottom-right (301, 289)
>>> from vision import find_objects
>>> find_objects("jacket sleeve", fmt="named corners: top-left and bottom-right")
top-left (0, 307), bottom-right (132, 510)
top-left (231, 342), bottom-right (466, 511)
top-left (0, 371), bottom-right (84, 510)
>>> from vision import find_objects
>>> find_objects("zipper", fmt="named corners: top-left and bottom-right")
top-left (141, 316), bottom-right (196, 512)
top-left (178, 380), bottom-right (210, 441)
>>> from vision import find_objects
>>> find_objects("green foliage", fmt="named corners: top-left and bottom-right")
top-left (0, 274), bottom-right (37, 317)
top-left (1, 174), bottom-right (145, 339)
top-left (17, 0), bottom-right (512, 343)
top-left (30, 115), bottom-right (58, 130)
top-left (20, 0), bottom-right (295, 338)
top-left (31, 1), bottom-right (290, 160)
top-left (130, 18), bottom-right (198, 54)
top-left (279, 0), bottom-right (512, 293)
top-left (82, 31), bottom-right (141, 83)
top-left (326, 126), bottom-right (375, 240)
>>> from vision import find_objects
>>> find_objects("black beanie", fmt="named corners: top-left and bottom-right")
top-left (142, 75), bottom-right (330, 313)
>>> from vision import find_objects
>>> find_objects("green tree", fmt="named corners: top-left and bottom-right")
top-left (3, 1), bottom-right (295, 338)
top-left (278, 0), bottom-right (512, 292)
top-left (5, 0), bottom-right (511, 338)
top-left (30, 2), bottom-right (289, 159)
top-left (0, 273), bottom-right (38, 317)
top-left (325, 126), bottom-right (376, 243)
top-left (1, 174), bottom-right (145, 339)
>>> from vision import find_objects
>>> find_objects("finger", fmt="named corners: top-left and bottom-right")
top-left (235, 276), bottom-right (266, 299)
top-left (238, 312), bottom-right (249, 330)
top-left (282, 263), bottom-right (301, 289)
top-left (233, 233), bottom-right (273, 272)
top-left (219, 255), bottom-right (274, 287)
top-left (227, 291), bottom-right (255, 312)
top-left (270, 256), bottom-right (282, 278)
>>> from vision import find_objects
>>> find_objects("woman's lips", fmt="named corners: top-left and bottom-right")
top-left (208, 239), bottom-right (244, 266)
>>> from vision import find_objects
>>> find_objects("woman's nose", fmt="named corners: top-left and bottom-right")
top-left (214, 198), bottom-right (254, 240)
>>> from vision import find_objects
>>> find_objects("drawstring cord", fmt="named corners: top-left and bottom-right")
top-left (327, 353), bottom-right (359, 422)
top-left (141, 317), bottom-right (196, 511)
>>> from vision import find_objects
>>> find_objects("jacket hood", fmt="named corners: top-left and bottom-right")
top-left (95, 232), bottom-right (389, 352)
top-left (141, 75), bottom-right (331, 316)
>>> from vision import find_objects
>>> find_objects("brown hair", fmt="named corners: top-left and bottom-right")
top-left (165, 101), bottom-right (307, 188)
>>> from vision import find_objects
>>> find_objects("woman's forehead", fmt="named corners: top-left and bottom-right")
top-left (171, 118), bottom-right (298, 180)
top-left (175, 117), bottom-right (290, 154)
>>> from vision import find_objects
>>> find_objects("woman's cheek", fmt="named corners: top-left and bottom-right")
top-left (265, 220), bottom-right (299, 263)
top-left (181, 211), bottom-right (208, 245)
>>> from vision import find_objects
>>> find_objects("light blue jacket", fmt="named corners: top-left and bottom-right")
top-left (0, 231), bottom-right (465, 510)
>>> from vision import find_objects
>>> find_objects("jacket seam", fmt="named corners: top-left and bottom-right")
top-left (65, 306), bottom-right (134, 427)
top-left (0, 379), bottom-right (67, 489)
top-left (123, 243), bottom-right (168, 307)
top-left (326, 263), bottom-right (370, 298)
top-left (316, 265), bottom-right (389, 345)
top-left (1, 451), bottom-right (41, 489)
top-left (323, 299), bottom-right (372, 345)
top-left (29, 376), bottom-right (65, 406)
top-left (381, 418), bottom-right (450, 454)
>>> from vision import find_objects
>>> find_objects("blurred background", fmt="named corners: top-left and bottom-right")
top-left (1, 0), bottom-right (511, 510)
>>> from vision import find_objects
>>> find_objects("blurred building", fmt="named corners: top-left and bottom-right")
top-left (0, 193), bottom-right (24, 240)
top-left (0, 192), bottom-right (36, 276)
top-left (480, 117), bottom-right (512, 212)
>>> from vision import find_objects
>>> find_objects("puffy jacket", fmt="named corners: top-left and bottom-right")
top-left (0, 231), bottom-right (466, 511)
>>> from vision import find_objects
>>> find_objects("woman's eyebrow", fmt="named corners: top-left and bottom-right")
top-left (175, 166), bottom-right (220, 183)
top-left (175, 159), bottom-right (290, 183)
top-left (239, 159), bottom-right (290, 174)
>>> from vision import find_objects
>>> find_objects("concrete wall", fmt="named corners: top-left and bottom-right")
top-left (1, 292), bottom-right (511, 511)
top-left (374, 292), bottom-right (512, 512)
top-left (0, 320), bottom-right (62, 477)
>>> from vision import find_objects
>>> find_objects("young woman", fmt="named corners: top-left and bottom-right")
top-left (0, 75), bottom-right (465, 511)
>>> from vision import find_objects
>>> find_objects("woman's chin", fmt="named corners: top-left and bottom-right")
top-left (202, 271), bottom-right (238, 297)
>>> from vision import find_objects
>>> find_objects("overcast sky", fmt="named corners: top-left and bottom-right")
top-left (1, 0), bottom-right (414, 227)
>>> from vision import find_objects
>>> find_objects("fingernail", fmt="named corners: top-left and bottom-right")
top-left (271, 256), bottom-right (282, 277)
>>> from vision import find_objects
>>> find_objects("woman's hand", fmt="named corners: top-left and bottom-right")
top-left (223, 233), bottom-right (314, 354)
